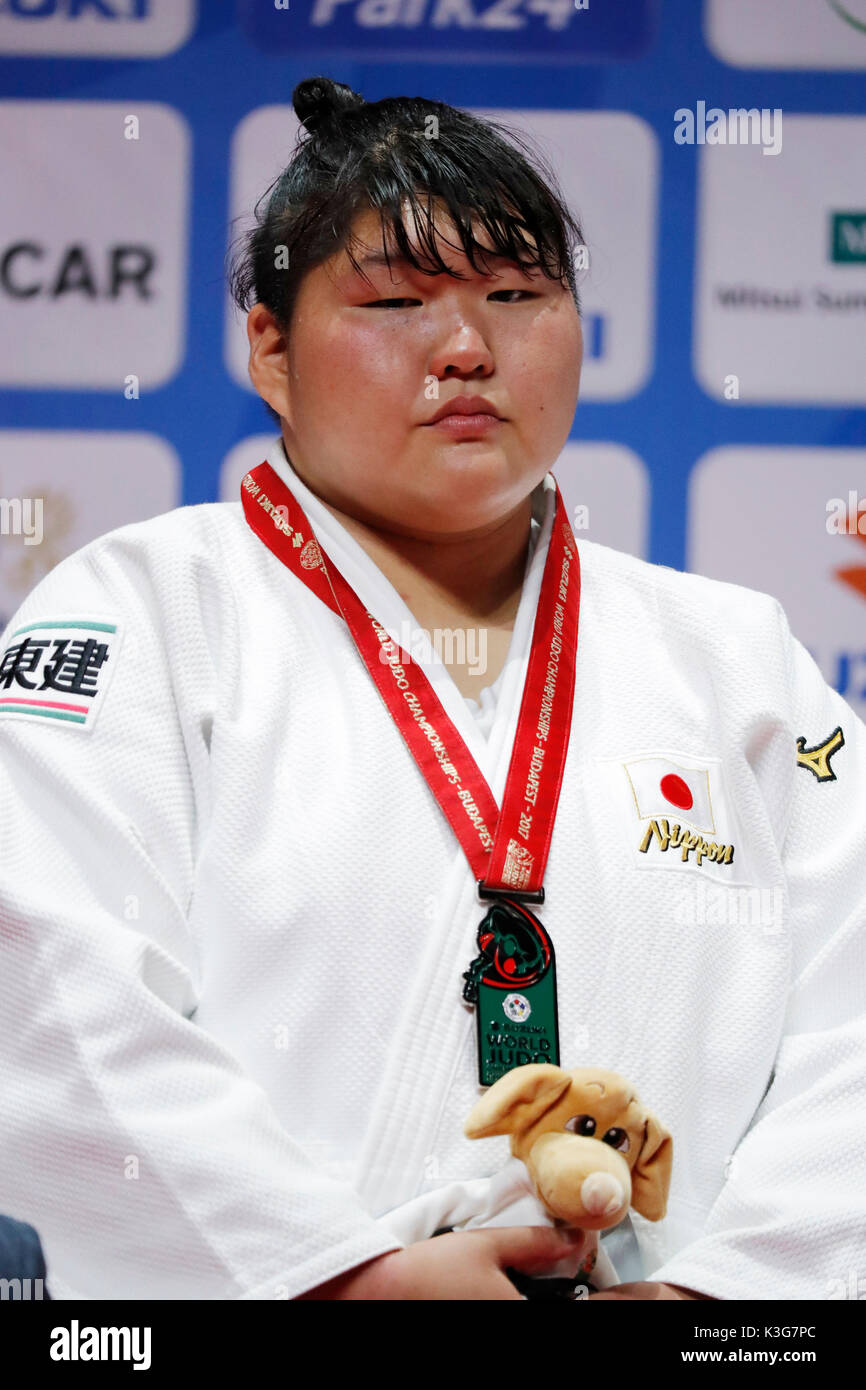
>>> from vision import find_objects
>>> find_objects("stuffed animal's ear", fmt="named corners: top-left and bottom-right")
top-left (464, 1064), bottom-right (571, 1139)
top-left (630, 1109), bottom-right (673, 1221)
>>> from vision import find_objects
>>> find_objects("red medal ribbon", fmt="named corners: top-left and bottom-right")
top-left (241, 462), bottom-right (581, 897)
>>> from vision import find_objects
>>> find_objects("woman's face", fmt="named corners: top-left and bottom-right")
top-left (247, 202), bottom-right (583, 538)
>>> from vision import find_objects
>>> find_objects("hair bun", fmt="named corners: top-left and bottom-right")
top-left (292, 76), bottom-right (365, 135)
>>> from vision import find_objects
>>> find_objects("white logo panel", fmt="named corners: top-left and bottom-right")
top-left (706, 0), bottom-right (866, 70)
top-left (552, 441), bottom-right (649, 558)
top-left (0, 0), bottom-right (195, 57)
top-left (694, 116), bottom-right (866, 404)
top-left (687, 446), bottom-right (866, 720)
top-left (0, 430), bottom-right (180, 627)
top-left (0, 101), bottom-right (190, 388)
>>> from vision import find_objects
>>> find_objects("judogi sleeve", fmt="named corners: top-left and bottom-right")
top-left (646, 597), bottom-right (866, 1301)
top-left (0, 527), bottom-right (403, 1300)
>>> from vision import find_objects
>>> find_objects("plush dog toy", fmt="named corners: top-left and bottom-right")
top-left (464, 1062), bottom-right (673, 1296)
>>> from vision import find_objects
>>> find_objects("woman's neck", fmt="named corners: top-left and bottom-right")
top-left (308, 490), bottom-right (534, 625)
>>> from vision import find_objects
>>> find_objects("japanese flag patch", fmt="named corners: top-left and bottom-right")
top-left (0, 617), bottom-right (121, 733)
top-left (596, 748), bottom-right (758, 886)
top-left (623, 755), bottom-right (716, 835)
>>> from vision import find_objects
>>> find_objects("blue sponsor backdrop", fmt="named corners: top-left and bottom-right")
top-left (238, 0), bottom-right (656, 63)
top-left (0, 0), bottom-right (863, 574)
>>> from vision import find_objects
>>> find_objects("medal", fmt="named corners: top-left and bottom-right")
top-left (462, 896), bottom-right (560, 1087)
top-left (241, 458), bottom-right (581, 1087)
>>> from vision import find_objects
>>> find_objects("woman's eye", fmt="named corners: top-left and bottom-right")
top-left (363, 290), bottom-right (536, 308)
top-left (364, 298), bottom-right (421, 309)
top-left (488, 290), bottom-right (536, 303)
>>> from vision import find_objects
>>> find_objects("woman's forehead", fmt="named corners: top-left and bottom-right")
top-left (340, 201), bottom-right (539, 275)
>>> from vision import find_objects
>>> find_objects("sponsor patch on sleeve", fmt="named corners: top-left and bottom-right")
top-left (0, 617), bottom-right (122, 733)
top-left (795, 726), bottom-right (845, 783)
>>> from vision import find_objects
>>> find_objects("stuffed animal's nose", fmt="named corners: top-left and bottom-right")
top-left (581, 1171), bottom-right (627, 1219)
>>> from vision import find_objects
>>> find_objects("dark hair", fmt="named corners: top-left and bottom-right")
top-left (228, 76), bottom-right (586, 425)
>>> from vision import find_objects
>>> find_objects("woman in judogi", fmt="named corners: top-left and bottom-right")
top-left (0, 76), bottom-right (863, 1303)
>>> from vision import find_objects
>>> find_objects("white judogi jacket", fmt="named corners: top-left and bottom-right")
top-left (0, 435), bottom-right (863, 1301)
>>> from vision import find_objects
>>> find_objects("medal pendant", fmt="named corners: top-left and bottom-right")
top-left (462, 898), bottom-right (560, 1087)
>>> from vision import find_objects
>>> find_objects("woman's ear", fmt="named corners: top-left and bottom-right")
top-left (247, 304), bottom-right (291, 423)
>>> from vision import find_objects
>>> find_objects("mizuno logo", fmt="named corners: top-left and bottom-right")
top-left (796, 725), bottom-right (845, 782)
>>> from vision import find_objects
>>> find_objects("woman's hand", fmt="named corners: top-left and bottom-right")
top-left (296, 1225), bottom-right (588, 1300)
